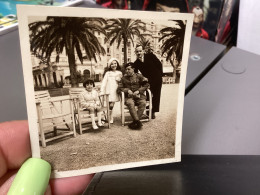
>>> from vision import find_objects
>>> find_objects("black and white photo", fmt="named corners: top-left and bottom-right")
top-left (17, 5), bottom-right (193, 178)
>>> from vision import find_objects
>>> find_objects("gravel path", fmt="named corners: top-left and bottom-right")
top-left (41, 84), bottom-right (179, 172)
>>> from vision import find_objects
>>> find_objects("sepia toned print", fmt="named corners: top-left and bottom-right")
top-left (17, 5), bottom-right (193, 178)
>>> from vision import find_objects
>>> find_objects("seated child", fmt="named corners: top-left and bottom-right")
top-left (79, 79), bottom-right (104, 130)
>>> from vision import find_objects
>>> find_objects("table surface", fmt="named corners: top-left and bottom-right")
top-left (182, 47), bottom-right (260, 155)
top-left (186, 36), bottom-right (226, 93)
top-left (83, 155), bottom-right (260, 195)
top-left (0, 29), bottom-right (27, 123)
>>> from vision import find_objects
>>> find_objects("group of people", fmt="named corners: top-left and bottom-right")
top-left (79, 45), bottom-right (163, 130)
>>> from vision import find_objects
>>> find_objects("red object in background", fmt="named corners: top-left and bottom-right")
top-left (191, 6), bottom-right (209, 40)
top-left (154, 0), bottom-right (189, 12)
top-left (215, 0), bottom-right (237, 43)
top-left (96, 0), bottom-right (109, 4)
top-left (142, 0), bottom-right (150, 10)
top-left (101, 0), bottom-right (128, 9)
top-left (196, 28), bottom-right (209, 40)
top-left (188, 0), bottom-right (225, 41)
top-left (219, 20), bottom-right (231, 43)
top-left (99, 0), bottom-right (151, 10)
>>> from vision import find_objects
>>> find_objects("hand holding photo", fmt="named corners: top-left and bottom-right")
top-left (17, 5), bottom-right (193, 178)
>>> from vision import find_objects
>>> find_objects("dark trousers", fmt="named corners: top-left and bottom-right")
top-left (150, 81), bottom-right (162, 113)
top-left (126, 97), bottom-right (146, 121)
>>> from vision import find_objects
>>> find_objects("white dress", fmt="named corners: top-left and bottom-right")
top-left (79, 90), bottom-right (100, 109)
top-left (100, 70), bottom-right (122, 102)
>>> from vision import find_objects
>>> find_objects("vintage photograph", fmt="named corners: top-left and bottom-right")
top-left (17, 5), bottom-right (193, 177)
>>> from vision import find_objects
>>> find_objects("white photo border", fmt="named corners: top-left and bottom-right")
top-left (17, 5), bottom-right (193, 178)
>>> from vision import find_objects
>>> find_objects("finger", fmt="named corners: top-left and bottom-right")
top-left (45, 184), bottom-right (52, 195)
top-left (0, 146), bottom-right (7, 179)
top-left (0, 121), bottom-right (31, 177)
top-left (0, 170), bottom-right (17, 195)
top-left (1, 171), bottom-right (52, 195)
top-left (50, 174), bottom-right (94, 195)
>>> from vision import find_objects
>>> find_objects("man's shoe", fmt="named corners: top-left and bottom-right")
top-left (131, 120), bottom-right (142, 130)
top-left (128, 121), bottom-right (135, 129)
top-left (135, 120), bottom-right (142, 129)
top-left (152, 112), bottom-right (156, 119)
top-left (128, 120), bottom-right (142, 130)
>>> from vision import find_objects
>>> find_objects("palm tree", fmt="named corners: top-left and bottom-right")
top-left (159, 20), bottom-right (186, 79)
top-left (159, 20), bottom-right (186, 64)
top-left (138, 37), bottom-right (153, 54)
top-left (105, 19), bottom-right (145, 66)
top-left (29, 17), bottom-right (106, 87)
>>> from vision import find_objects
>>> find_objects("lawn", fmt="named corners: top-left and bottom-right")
top-left (40, 84), bottom-right (179, 174)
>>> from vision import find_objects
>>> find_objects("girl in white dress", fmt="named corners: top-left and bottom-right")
top-left (80, 80), bottom-right (104, 130)
top-left (100, 58), bottom-right (123, 123)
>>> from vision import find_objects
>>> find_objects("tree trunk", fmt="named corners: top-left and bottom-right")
top-left (123, 35), bottom-right (127, 66)
top-left (170, 59), bottom-right (176, 82)
top-left (68, 49), bottom-right (79, 88)
top-left (47, 72), bottom-right (53, 87)
top-left (46, 66), bottom-right (54, 87)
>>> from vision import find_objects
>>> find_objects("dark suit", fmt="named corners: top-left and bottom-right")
top-left (133, 52), bottom-right (163, 113)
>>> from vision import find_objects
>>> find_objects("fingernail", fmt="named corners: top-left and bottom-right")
top-left (8, 158), bottom-right (51, 195)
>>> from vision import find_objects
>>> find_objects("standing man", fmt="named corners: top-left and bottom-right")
top-left (118, 63), bottom-right (149, 129)
top-left (133, 45), bottom-right (163, 119)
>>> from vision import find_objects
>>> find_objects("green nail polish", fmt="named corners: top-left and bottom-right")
top-left (8, 158), bottom-right (51, 195)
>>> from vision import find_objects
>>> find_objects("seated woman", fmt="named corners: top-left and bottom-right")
top-left (79, 79), bottom-right (104, 130)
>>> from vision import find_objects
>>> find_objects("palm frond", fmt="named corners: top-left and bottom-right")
top-left (159, 20), bottom-right (186, 63)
